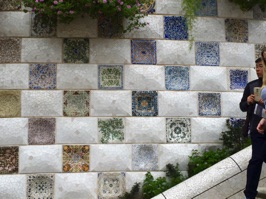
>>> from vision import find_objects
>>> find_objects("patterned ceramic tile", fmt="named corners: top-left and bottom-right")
top-left (198, 93), bottom-right (221, 116)
top-left (131, 40), bottom-right (156, 65)
top-left (164, 16), bottom-right (188, 40)
top-left (195, 42), bottom-right (220, 66)
top-left (98, 118), bottom-right (125, 144)
top-left (63, 145), bottom-right (90, 172)
top-left (0, 0), bottom-right (21, 10)
top-left (140, 0), bottom-right (155, 14)
top-left (229, 69), bottom-right (248, 90)
top-left (253, 5), bottom-right (266, 20)
top-left (165, 66), bottom-right (189, 90)
top-left (166, 118), bottom-right (191, 143)
top-left (0, 90), bottom-right (21, 117)
top-left (28, 118), bottom-right (55, 145)
top-left (225, 19), bottom-right (248, 43)
top-left (0, 38), bottom-right (21, 63)
top-left (132, 91), bottom-right (158, 116)
top-left (0, 147), bottom-right (19, 174)
top-left (27, 174), bottom-right (54, 199)
top-left (98, 172), bottom-right (125, 199)
top-left (196, 0), bottom-right (217, 16)
top-left (98, 15), bottom-right (123, 38)
top-left (255, 44), bottom-right (266, 59)
top-left (63, 38), bottom-right (89, 63)
top-left (31, 13), bottom-right (56, 37)
top-left (98, 65), bottom-right (123, 89)
top-left (63, 91), bottom-right (90, 117)
top-left (29, 64), bottom-right (56, 89)
top-left (132, 144), bottom-right (158, 170)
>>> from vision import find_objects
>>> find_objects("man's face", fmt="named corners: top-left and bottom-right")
top-left (256, 61), bottom-right (264, 79)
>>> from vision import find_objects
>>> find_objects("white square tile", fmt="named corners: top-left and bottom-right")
top-left (217, 0), bottom-right (253, 18)
top-left (156, 0), bottom-right (184, 15)
top-left (248, 20), bottom-right (266, 43)
top-left (0, 175), bottom-right (26, 199)
top-left (221, 92), bottom-right (246, 117)
top-left (19, 145), bottom-right (62, 173)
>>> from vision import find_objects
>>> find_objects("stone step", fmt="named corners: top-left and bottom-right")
top-left (257, 187), bottom-right (266, 198)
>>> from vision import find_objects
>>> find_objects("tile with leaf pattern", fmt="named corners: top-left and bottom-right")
top-left (98, 65), bottom-right (123, 89)
top-left (63, 38), bottom-right (89, 63)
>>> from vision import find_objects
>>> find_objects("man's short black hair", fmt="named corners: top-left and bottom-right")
top-left (256, 57), bottom-right (262, 63)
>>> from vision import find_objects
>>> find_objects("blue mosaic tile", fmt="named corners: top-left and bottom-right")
top-left (63, 38), bottom-right (89, 63)
top-left (132, 91), bottom-right (158, 116)
top-left (225, 19), bottom-right (248, 43)
top-left (196, 42), bottom-right (220, 66)
top-left (165, 66), bottom-right (189, 90)
top-left (198, 93), bottom-right (221, 116)
top-left (98, 65), bottom-right (123, 90)
top-left (29, 64), bottom-right (56, 89)
top-left (228, 118), bottom-right (245, 128)
top-left (164, 16), bottom-right (188, 40)
top-left (229, 69), bottom-right (248, 90)
top-left (131, 40), bottom-right (156, 65)
top-left (196, 0), bottom-right (217, 16)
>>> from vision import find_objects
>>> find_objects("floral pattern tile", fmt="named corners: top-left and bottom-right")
top-left (140, 0), bottom-right (155, 14)
top-left (0, 147), bottom-right (19, 174)
top-left (0, 38), bottom-right (21, 63)
top-left (255, 44), bottom-right (266, 59)
top-left (27, 174), bottom-right (54, 199)
top-left (164, 16), bottom-right (188, 40)
top-left (28, 118), bottom-right (55, 145)
top-left (63, 145), bottom-right (90, 173)
top-left (29, 64), bottom-right (57, 89)
top-left (98, 65), bottom-right (123, 89)
top-left (0, 0), bottom-right (21, 10)
top-left (225, 19), bottom-right (248, 43)
top-left (98, 172), bottom-right (125, 199)
top-left (98, 15), bottom-right (123, 38)
top-left (132, 91), bottom-right (158, 116)
top-left (31, 13), bottom-right (56, 37)
top-left (98, 118), bottom-right (125, 144)
top-left (196, 42), bottom-right (220, 66)
top-left (63, 38), bottom-right (89, 63)
top-left (132, 144), bottom-right (158, 171)
top-left (0, 90), bottom-right (21, 117)
top-left (165, 66), bottom-right (189, 90)
top-left (198, 93), bottom-right (221, 116)
top-left (230, 69), bottom-right (248, 90)
top-left (63, 91), bottom-right (90, 117)
top-left (131, 40), bottom-right (156, 65)
top-left (196, 0), bottom-right (217, 16)
top-left (166, 118), bottom-right (191, 143)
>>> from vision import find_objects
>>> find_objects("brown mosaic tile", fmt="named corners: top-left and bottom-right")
top-left (0, 38), bottom-right (21, 63)
top-left (0, 147), bottom-right (19, 174)
top-left (28, 118), bottom-right (55, 145)
top-left (63, 145), bottom-right (90, 173)
top-left (0, 90), bottom-right (21, 117)
top-left (0, 0), bottom-right (21, 11)
top-left (255, 44), bottom-right (266, 59)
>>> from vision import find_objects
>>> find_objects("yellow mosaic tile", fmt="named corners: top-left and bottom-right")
top-left (0, 90), bottom-right (21, 117)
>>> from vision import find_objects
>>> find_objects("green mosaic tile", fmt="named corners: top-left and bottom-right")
top-left (0, 90), bottom-right (21, 117)
top-left (98, 65), bottom-right (123, 89)
top-left (63, 38), bottom-right (89, 63)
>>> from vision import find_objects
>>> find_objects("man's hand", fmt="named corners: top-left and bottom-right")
top-left (258, 98), bottom-right (264, 105)
top-left (247, 94), bottom-right (255, 105)
top-left (257, 118), bottom-right (266, 134)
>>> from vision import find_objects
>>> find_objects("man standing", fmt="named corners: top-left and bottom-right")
top-left (240, 57), bottom-right (265, 199)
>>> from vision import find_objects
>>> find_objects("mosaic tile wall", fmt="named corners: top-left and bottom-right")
top-left (0, 0), bottom-right (265, 198)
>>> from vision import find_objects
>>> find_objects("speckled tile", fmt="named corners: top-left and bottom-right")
top-left (63, 145), bottom-right (90, 173)
top-left (196, 42), bottom-right (220, 66)
top-left (98, 65), bottom-right (123, 90)
top-left (0, 0), bottom-right (21, 10)
top-left (98, 172), bottom-right (125, 199)
top-left (0, 146), bottom-right (19, 174)
top-left (164, 16), bottom-right (188, 40)
top-left (63, 38), bottom-right (89, 63)
top-left (98, 15), bottom-right (123, 38)
top-left (132, 144), bottom-right (158, 171)
top-left (29, 64), bottom-right (56, 89)
top-left (255, 44), bottom-right (266, 59)
top-left (166, 118), bottom-right (191, 143)
top-left (0, 90), bottom-right (21, 117)
top-left (31, 13), bottom-right (56, 37)
top-left (196, 0), bottom-right (217, 16)
top-left (63, 91), bottom-right (90, 117)
top-left (198, 93), bottom-right (221, 116)
top-left (131, 40), bottom-right (156, 65)
top-left (165, 66), bottom-right (189, 90)
top-left (0, 38), bottom-right (21, 63)
top-left (225, 19), bottom-right (248, 43)
top-left (132, 91), bottom-right (158, 116)
top-left (98, 118), bottom-right (125, 144)
top-left (28, 118), bottom-right (55, 145)
top-left (140, 0), bottom-right (155, 14)
top-left (229, 69), bottom-right (248, 90)
top-left (27, 174), bottom-right (54, 199)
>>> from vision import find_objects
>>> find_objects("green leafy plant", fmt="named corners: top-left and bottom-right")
top-left (229, 0), bottom-right (266, 11)
top-left (118, 182), bottom-right (141, 199)
top-left (21, 0), bottom-right (149, 33)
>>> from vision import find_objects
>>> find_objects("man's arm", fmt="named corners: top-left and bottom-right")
top-left (240, 83), bottom-right (251, 112)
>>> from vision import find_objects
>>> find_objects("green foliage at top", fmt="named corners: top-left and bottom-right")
top-left (118, 182), bottom-right (141, 199)
top-left (229, 0), bottom-right (266, 11)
